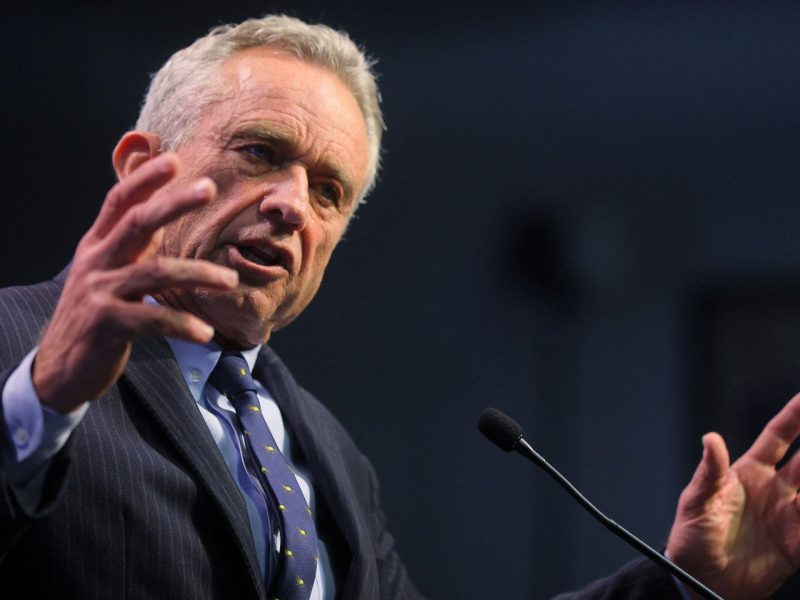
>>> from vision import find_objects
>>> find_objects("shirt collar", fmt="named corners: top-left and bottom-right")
top-left (145, 296), bottom-right (261, 402)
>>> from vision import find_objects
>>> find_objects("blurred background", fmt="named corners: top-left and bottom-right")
top-left (4, 1), bottom-right (800, 597)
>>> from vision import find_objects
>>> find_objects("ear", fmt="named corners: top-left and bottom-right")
top-left (112, 131), bottom-right (162, 180)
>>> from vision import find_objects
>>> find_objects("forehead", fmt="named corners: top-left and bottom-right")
top-left (203, 47), bottom-right (370, 197)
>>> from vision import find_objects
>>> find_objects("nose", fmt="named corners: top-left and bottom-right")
top-left (258, 163), bottom-right (309, 230)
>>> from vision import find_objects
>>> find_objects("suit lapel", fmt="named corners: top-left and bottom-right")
top-left (45, 268), bottom-right (266, 597)
top-left (254, 349), bottom-right (376, 599)
top-left (122, 336), bottom-right (266, 600)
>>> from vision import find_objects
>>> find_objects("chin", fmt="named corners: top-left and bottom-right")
top-left (209, 307), bottom-right (275, 348)
top-left (191, 287), bottom-right (280, 348)
top-left (213, 328), bottom-right (270, 350)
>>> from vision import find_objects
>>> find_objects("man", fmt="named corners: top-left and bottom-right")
top-left (0, 13), bottom-right (799, 600)
top-left (0, 15), bottom-right (417, 600)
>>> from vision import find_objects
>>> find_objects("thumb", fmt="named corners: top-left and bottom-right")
top-left (680, 432), bottom-right (730, 514)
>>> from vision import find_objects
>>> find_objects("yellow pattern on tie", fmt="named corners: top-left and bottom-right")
top-left (210, 352), bottom-right (318, 599)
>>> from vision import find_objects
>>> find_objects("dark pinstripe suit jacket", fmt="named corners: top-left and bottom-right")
top-left (0, 272), bottom-right (689, 599)
top-left (0, 271), bottom-right (423, 599)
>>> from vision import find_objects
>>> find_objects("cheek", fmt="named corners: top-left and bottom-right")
top-left (160, 217), bottom-right (191, 257)
top-left (303, 228), bottom-right (340, 276)
top-left (207, 163), bottom-right (242, 198)
top-left (161, 206), bottom-right (220, 258)
top-left (297, 240), bottom-right (343, 305)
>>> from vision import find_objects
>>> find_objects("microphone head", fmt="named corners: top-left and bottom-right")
top-left (478, 408), bottom-right (524, 452)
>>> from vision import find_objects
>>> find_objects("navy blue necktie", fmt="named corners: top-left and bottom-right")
top-left (209, 352), bottom-right (318, 599)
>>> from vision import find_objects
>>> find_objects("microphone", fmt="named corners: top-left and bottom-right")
top-left (477, 407), bottom-right (723, 600)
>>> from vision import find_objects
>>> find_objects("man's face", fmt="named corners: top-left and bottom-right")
top-left (156, 47), bottom-right (370, 348)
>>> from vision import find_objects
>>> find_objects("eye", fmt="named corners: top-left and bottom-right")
top-left (240, 144), bottom-right (276, 166)
top-left (315, 181), bottom-right (344, 208)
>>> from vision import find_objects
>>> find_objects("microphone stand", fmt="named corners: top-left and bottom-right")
top-left (514, 437), bottom-right (724, 600)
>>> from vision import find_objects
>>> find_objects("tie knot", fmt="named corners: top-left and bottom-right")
top-left (209, 352), bottom-right (257, 398)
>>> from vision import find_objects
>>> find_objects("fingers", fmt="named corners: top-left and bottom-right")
top-left (92, 257), bottom-right (238, 341)
top-left (108, 299), bottom-right (217, 344)
top-left (747, 392), bottom-right (800, 465)
top-left (111, 257), bottom-right (238, 299)
top-left (92, 153), bottom-right (180, 239)
top-left (37, 155), bottom-right (232, 412)
top-left (88, 153), bottom-right (217, 269)
top-left (779, 450), bottom-right (800, 489)
top-left (95, 177), bottom-right (216, 267)
top-left (680, 433), bottom-right (730, 513)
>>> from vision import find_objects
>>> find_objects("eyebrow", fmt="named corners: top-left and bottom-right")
top-left (228, 125), bottom-right (291, 149)
top-left (228, 125), bottom-right (357, 203)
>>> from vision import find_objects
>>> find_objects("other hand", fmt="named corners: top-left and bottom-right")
top-left (667, 393), bottom-right (800, 599)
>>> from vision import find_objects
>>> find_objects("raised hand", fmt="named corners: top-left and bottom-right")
top-left (666, 394), bottom-right (800, 600)
top-left (33, 153), bottom-right (238, 414)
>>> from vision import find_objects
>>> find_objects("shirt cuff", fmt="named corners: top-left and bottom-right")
top-left (2, 348), bottom-right (88, 508)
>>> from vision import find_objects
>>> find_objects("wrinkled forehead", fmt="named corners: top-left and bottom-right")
top-left (213, 47), bottom-right (370, 196)
top-left (222, 49), bottom-right (338, 111)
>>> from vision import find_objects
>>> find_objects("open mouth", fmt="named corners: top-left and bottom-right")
top-left (238, 245), bottom-right (286, 269)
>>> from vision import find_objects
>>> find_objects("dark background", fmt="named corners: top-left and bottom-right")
top-left (4, 1), bottom-right (800, 597)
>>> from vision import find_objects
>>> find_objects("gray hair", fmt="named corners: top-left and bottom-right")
top-left (136, 14), bottom-right (384, 200)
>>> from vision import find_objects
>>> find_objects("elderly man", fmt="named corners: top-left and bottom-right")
top-left (1, 13), bottom-right (800, 600)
